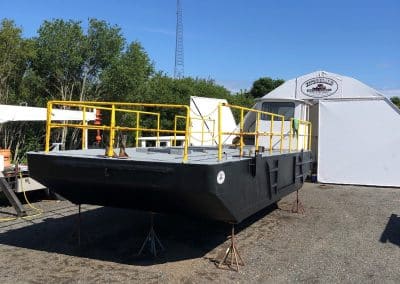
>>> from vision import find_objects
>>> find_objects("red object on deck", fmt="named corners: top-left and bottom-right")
top-left (94, 109), bottom-right (102, 143)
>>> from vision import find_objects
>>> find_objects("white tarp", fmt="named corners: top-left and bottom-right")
top-left (262, 70), bottom-right (383, 101)
top-left (318, 99), bottom-right (400, 187)
top-left (189, 96), bottom-right (236, 146)
top-left (0, 104), bottom-right (96, 123)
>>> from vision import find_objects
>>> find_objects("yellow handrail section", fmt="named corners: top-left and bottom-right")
top-left (44, 100), bottom-right (311, 163)
top-left (174, 115), bottom-right (216, 146)
top-left (45, 101), bottom-right (191, 162)
top-left (217, 103), bottom-right (312, 161)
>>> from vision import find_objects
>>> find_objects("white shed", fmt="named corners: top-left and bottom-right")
top-left (254, 70), bottom-right (400, 187)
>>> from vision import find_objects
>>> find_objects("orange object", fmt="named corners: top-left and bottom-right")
top-left (94, 109), bottom-right (102, 144)
top-left (0, 149), bottom-right (11, 167)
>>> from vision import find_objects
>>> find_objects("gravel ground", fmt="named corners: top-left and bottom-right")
top-left (0, 182), bottom-right (399, 283)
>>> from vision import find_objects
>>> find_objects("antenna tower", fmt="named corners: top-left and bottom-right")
top-left (174, 0), bottom-right (184, 78)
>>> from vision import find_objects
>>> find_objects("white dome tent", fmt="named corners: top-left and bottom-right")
top-left (256, 70), bottom-right (400, 187)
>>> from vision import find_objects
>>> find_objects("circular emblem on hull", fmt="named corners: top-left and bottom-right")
top-left (217, 170), bottom-right (225, 184)
top-left (301, 77), bottom-right (338, 98)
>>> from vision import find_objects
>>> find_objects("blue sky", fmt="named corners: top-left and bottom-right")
top-left (1, 0), bottom-right (399, 95)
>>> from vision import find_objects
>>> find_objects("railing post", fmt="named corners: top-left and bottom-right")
top-left (188, 117), bottom-right (191, 146)
top-left (240, 109), bottom-right (244, 157)
top-left (108, 104), bottom-right (116, 157)
top-left (45, 101), bottom-right (52, 153)
top-left (218, 103), bottom-right (222, 161)
top-left (183, 107), bottom-right (190, 162)
top-left (135, 112), bottom-right (140, 147)
top-left (269, 116), bottom-right (274, 154)
top-left (82, 106), bottom-right (87, 150)
top-left (255, 112), bottom-right (260, 150)
top-left (156, 114), bottom-right (160, 147)
top-left (173, 116), bottom-right (177, 146)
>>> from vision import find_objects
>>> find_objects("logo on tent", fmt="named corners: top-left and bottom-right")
top-left (301, 77), bottom-right (338, 98)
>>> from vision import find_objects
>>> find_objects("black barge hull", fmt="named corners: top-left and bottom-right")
top-left (28, 151), bottom-right (311, 223)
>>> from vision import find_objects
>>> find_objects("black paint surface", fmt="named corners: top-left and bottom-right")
top-left (28, 151), bottom-right (311, 223)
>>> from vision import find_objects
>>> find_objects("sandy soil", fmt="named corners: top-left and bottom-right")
top-left (0, 182), bottom-right (399, 283)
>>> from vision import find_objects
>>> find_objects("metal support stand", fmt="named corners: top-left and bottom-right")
top-left (137, 213), bottom-right (164, 257)
top-left (217, 224), bottom-right (244, 271)
top-left (291, 190), bottom-right (305, 214)
top-left (0, 175), bottom-right (27, 217)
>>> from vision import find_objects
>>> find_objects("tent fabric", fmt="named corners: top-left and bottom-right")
top-left (318, 99), bottom-right (400, 187)
top-left (259, 70), bottom-right (400, 187)
top-left (261, 70), bottom-right (383, 101)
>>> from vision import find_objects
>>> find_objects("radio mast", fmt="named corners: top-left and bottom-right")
top-left (174, 0), bottom-right (184, 78)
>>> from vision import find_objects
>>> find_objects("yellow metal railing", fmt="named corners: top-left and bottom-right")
top-left (45, 101), bottom-right (191, 162)
top-left (289, 118), bottom-right (312, 152)
top-left (44, 101), bottom-right (311, 163)
top-left (174, 115), bottom-right (216, 146)
top-left (217, 103), bottom-right (312, 161)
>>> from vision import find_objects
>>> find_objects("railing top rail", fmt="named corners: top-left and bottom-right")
top-left (222, 103), bottom-right (285, 119)
top-left (290, 117), bottom-right (311, 124)
top-left (48, 100), bottom-right (190, 111)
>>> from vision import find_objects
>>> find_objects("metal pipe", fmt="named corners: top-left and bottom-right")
top-left (255, 113), bottom-right (260, 150)
top-left (173, 116), bottom-right (178, 146)
top-left (183, 106), bottom-right (190, 162)
top-left (156, 114), bottom-right (160, 147)
top-left (269, 116), bottom-right (274, 154)
top-left (45, 102), bottom-right (52, 153)
top-left (82, 106), bottom-right (87, 150)
top-left (136, 113), bottom-right (140, 147)
top-left (108, 104), bottom-right (116, 157)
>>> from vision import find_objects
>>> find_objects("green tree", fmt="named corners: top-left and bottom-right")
top-left (0, 19), bottom-right (39, 162)
top-left (33, 19), bottom-right (125, 148)
top-left (81, 19), bottom-right (124, 101)
top-left (391, 96), bottom-right (400, 109)
top-left (101, 41), bottom-right (154, 102)
top-left (0, 19), bottom-right (34, 104)
top-left (249, 77), bottom-right (284, 98)
top-left (34, 19), bottom-right (86, 101)
top-left (34, 18), bottom-right (124, 102)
